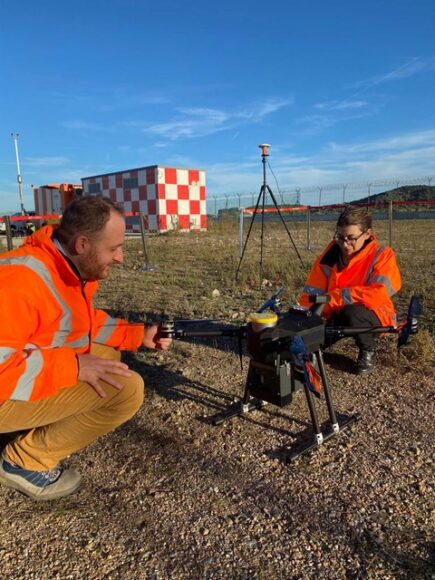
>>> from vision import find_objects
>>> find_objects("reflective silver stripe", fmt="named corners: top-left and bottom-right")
top-left (0, 256), bottom-right (74, 348)
top-left (10, 345), bottom-right (44, 401)
top-left (341, 288), bottom-right (353, 304)
top-left (66, 335), bottom-right (89, 349)
top-left (365, 246), bottom-right (384, 284)
top-left (367, 274), bottom-right (395, 297)
top-left (94, 314), bottom-right (118, 344)
top-left (302, 285), bottom-right (324, 295)
top-left (0, 347), bottom-right (15, 362)
top-left (320, 265), bottom-right (331, 280)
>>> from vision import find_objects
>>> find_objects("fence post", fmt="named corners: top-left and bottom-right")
top-left (306, 206), bottom-right (311, 251)
top-left (4, 216), bottom-right (13, 251)
top-left (239, 208), bottom-right (244, 257)
top-left (138, 211), bottom-right (156, 272)
top-left (388, 200), bottom-right (393, 247)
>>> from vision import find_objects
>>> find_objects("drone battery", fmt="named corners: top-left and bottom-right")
top-left (248, 359), bottom-right (304, 407)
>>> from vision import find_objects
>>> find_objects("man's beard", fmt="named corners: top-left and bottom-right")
top-left (78, 249), bottom-right (110, 281)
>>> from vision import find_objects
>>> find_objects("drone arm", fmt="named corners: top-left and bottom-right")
top-left (164, 323), bottom-right (245, 340)
top-left (326, 325), bottom-right (397, 339)
top-left (175, 328), bottom-right (244, 339)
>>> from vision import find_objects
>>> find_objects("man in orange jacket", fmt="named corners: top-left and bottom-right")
top-left (299, 206), bottom-right (402, 375)
top-left (0, 196), bottom-right (172, 500)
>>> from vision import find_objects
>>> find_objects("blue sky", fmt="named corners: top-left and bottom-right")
top-left (1, 0), bottom-right (434, 212)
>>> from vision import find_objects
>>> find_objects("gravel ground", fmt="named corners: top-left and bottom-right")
top-left (0, 230), bottom-right (433, 579)
top-left (0, 335), bottom-right (433, 579)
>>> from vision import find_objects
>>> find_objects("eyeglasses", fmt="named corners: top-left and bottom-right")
top-left (333, 231), bottom-right (366, 245)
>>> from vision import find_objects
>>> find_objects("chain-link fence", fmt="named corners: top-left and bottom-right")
top-left (207, 175), bottom-right (435, 216)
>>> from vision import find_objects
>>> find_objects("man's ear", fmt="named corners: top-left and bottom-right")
top-left (72, 235), bottom-right (90, 255)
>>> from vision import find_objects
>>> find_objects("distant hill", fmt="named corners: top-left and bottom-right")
top-left (351, 185), bottom-right (435, 205)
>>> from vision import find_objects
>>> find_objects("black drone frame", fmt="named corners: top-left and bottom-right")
top-left (162, 290), bottom-right (421, 462)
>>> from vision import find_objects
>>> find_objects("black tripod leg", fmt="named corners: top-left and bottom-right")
top-left (266, 185), bottom-right (305, 269)
top-left (259, 184), bottom-right (266, 285)
top-left (235, 185), bottom-right (266, 280)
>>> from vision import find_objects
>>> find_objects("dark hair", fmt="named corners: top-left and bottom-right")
top-left (336, 206), bottom-right (372, 231)
top-left (57, 195), bottom-right (124, 245)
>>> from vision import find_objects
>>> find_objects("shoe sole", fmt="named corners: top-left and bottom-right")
top-left (0, 473), bottom-right (82, 501)
top-left (356, 368), bottom-right (374, 376)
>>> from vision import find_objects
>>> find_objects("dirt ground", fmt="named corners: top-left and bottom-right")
top-left (0, 228), bottom-right (433, 579)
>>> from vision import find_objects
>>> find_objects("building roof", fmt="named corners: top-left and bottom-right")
top-left (81, 165), bottom-right (205, 180)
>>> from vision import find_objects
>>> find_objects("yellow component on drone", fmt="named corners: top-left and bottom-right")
top-left (247, 312), bottom-right (278, 333)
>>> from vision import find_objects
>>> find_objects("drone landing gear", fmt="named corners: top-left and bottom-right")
top-left (210, 348), bottom-right (360, 463)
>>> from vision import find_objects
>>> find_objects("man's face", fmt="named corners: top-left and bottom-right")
top-left (77, 210), bottom-right (126, 280)
top-left (334, 224), bottom-right (371, 259)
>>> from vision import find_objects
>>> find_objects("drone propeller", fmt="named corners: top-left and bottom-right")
top-left (397, 295), bottom-right (423, 347)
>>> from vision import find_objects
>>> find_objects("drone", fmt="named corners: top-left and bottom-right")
top-left (161, 289), bottom-right (422, 462)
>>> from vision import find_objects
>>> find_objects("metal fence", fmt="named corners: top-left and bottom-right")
top-left (207, 175), bottom-right (435, 216)
top-left (235, 200), bottom-right (434, 256)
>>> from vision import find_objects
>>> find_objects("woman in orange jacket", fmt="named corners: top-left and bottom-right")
top-left (0, 196), bottom-right (172, 500)
top-left (299, 206), bottom-right (402, 375)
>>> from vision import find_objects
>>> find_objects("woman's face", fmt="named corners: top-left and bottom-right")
top-left (334, 224), bottom-right (371, 259)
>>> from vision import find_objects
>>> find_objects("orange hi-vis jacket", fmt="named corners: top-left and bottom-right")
top-left (298, 236), bottom-right (402, 326)
top-left (0, 226), bottom-right (145, 402)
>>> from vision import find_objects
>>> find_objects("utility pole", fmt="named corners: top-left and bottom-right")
top-left (11, 133), bottom-right (26, 214)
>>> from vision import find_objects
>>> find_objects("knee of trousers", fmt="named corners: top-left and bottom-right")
top-left (107, 371), bottom-right (145, 424)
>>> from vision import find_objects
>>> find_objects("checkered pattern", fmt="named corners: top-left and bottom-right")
top-left (82, 165), bottom-right (207, 233)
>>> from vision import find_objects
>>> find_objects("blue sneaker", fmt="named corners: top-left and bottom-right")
top-left (0, 457), bottom-right (82, 501)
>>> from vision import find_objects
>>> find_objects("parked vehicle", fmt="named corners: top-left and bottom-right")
top-left (0, 212), bottom-right (36, 236)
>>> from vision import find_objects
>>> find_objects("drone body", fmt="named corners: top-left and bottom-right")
top-left (164, 291), bottom-right (422, 462)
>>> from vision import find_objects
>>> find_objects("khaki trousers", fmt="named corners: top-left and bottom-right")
top-left (0, 344), bottom-right (144, 471)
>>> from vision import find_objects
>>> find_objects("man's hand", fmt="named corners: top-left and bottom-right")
top-left (77, 354), bottom-right (132, 398)
top-left (143, 324), bottom-right (172, 350)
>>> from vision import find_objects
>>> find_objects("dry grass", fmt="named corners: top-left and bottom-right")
top-left (98, 217), bottom-right (434, 345)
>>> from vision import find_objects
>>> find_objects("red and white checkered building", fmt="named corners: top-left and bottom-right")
top-left (81, 165), bottom-right (207, 233)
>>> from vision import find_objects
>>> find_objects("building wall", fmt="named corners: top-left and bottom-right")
top-left (34, 187), bottom-right (58, 215)
top-left (33, 185), bottom-right (79, 216)
top-left (81, 165), bottom-right (207, 233)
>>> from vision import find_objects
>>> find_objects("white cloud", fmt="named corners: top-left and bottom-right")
top-left (353, 56), bottom-right (435, 89)
top-left (296, 109), bottom-right (374, 135)
top-left (144, 98), bottom-right (293, 140)
top-left (24, 156), bottom-right (71, 168)
top-left (314, 100), bottom-right (368, 111)
top-left (204, 128), bottom-right (435, 196)
top-left (59, 120), bottom-right (107, 131)
top-left (327, 129), bottom-right (435, 155)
